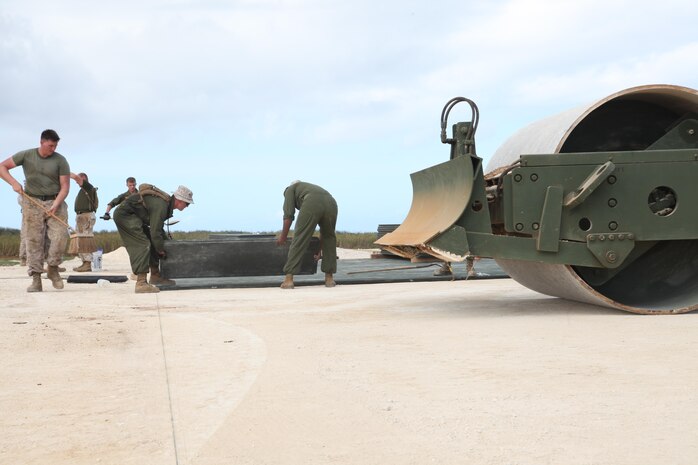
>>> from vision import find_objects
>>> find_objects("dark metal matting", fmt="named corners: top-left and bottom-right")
top-left (161, 236), bottom-right (320, 279)
top-left (159, 258), bottom-right (508, 291)
top-left (208, 233), bottom-right (276, 240)
top-left (67, 275), bottom-right (128, 283)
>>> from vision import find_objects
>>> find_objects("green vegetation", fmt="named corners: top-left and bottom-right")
top-left (334, 231), bottom-right (378, 249)
top-left (0, 228), bottom-right (379, 260)
top-left (0, 227), bottom-right (21, 258)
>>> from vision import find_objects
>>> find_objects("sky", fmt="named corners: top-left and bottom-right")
top-left (1, 0), bottom-right (697, 233)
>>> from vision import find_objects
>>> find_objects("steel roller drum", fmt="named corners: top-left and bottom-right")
top-left (486, 84), bottom-right (698, 313)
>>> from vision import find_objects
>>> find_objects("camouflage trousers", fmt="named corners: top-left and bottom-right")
top-left (22, 197), bottom-right (68, 276)
top-left (19, 212), bottom-right (27, 262)
top-left (19, 210), bottom-right (47, 263)
top-left (75, 212), bottom-right (96, 262)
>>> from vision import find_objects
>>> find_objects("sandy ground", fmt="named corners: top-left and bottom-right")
top-left (2, 248), bottom-right (698, 465)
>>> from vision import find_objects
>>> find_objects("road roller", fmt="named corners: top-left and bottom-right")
top-left (376, 84), bottom-right (698, 314)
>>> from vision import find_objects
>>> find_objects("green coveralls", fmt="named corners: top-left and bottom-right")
top-left (107, 188), bottom-right (137, 210)
top-left (282, 182), bottom-right (338, 275)
top-left (113, 191), bottom-right (174, 274)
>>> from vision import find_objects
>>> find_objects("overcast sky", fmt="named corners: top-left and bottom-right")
top-left (1, 0), bottom-right (696, 233)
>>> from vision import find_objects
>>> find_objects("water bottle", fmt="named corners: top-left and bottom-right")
top-left (92, 248), bottom-right (103, 271)
top-left (96, 279), bottom-right (110, 288)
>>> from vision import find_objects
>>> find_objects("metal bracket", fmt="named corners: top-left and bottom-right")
top-left (536, 185), bottom-right (563, 252)
top-left (564, 161), bottom-right (615, 208)
top-left (586, 232), bottom-right (636, 268)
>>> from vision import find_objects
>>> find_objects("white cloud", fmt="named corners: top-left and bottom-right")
top-left (1, 0), bottom-right (697, 231)
top-left (512, 42), bottom-right (698, 106)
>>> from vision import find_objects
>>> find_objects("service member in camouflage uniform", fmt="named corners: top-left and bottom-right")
top-left (276, 180), bottom-right (338, 289)
top-left (102, 176), bottom-right (137, 219)
top-left (113, 184), bottom-right (194, 293)
top-left (0, 129), bottom-right (70, 292)
top-left (70, 172), bottom-right (99, 272)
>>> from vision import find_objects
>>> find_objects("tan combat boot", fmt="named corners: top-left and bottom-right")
top-left (325, 272), bottom-right (336, 288)
top-left (149, 266), bottom-right (175, 286)
top-left (46, 265), bottom-right (64, 289)
top-left (27, 272), bottom-right (42, 293)
top-left (135, 273), bottom-right (160, 293)
top-left (73, 261), bottom-right (92, 272)
top-left (280, 274), bottom-right (294, 289)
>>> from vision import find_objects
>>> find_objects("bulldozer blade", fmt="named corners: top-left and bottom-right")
top-left (375, 156), bottom-right (474, 260)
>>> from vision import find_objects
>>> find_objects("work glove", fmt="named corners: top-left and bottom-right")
top-left (100, 212), bottom-right (111, 220)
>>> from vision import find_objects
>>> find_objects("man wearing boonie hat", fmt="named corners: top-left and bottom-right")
top-left (113, 183), bottom-right (193, 293)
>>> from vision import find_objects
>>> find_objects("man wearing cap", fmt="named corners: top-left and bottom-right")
top-left (0, 129), bottom-right (70, 292)
top-left (276, 180), bottom-right (338, 289)
top-left (113, 184), bottom-right (194, 293)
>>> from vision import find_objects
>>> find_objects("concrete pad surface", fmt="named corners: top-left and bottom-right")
top-left (2, 248), bottom-right (698, 465)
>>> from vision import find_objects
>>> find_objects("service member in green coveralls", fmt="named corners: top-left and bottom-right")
top-left (102, 176), bottom-right (137, 219)
top-left (114, 184), bottom-right (194, 293)
top-left (276, 180), bottom-right (338, 289)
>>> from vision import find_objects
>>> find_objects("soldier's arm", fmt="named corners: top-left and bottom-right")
top-left (50, 174), bottom-right (70, 215)
top-left (70, 172), bottom-right (84, 186)
top-left (277, 217), bottom-right (293, 245)
top-left (105, 192), bottom-right (125, 214)
top-left (0, 156), bottom-right (22, 194)
top-left (149, 201), bottom-right (169, 256)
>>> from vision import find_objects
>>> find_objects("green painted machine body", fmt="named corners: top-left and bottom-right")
top-left (376, 85), bottom-right (698, 313)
